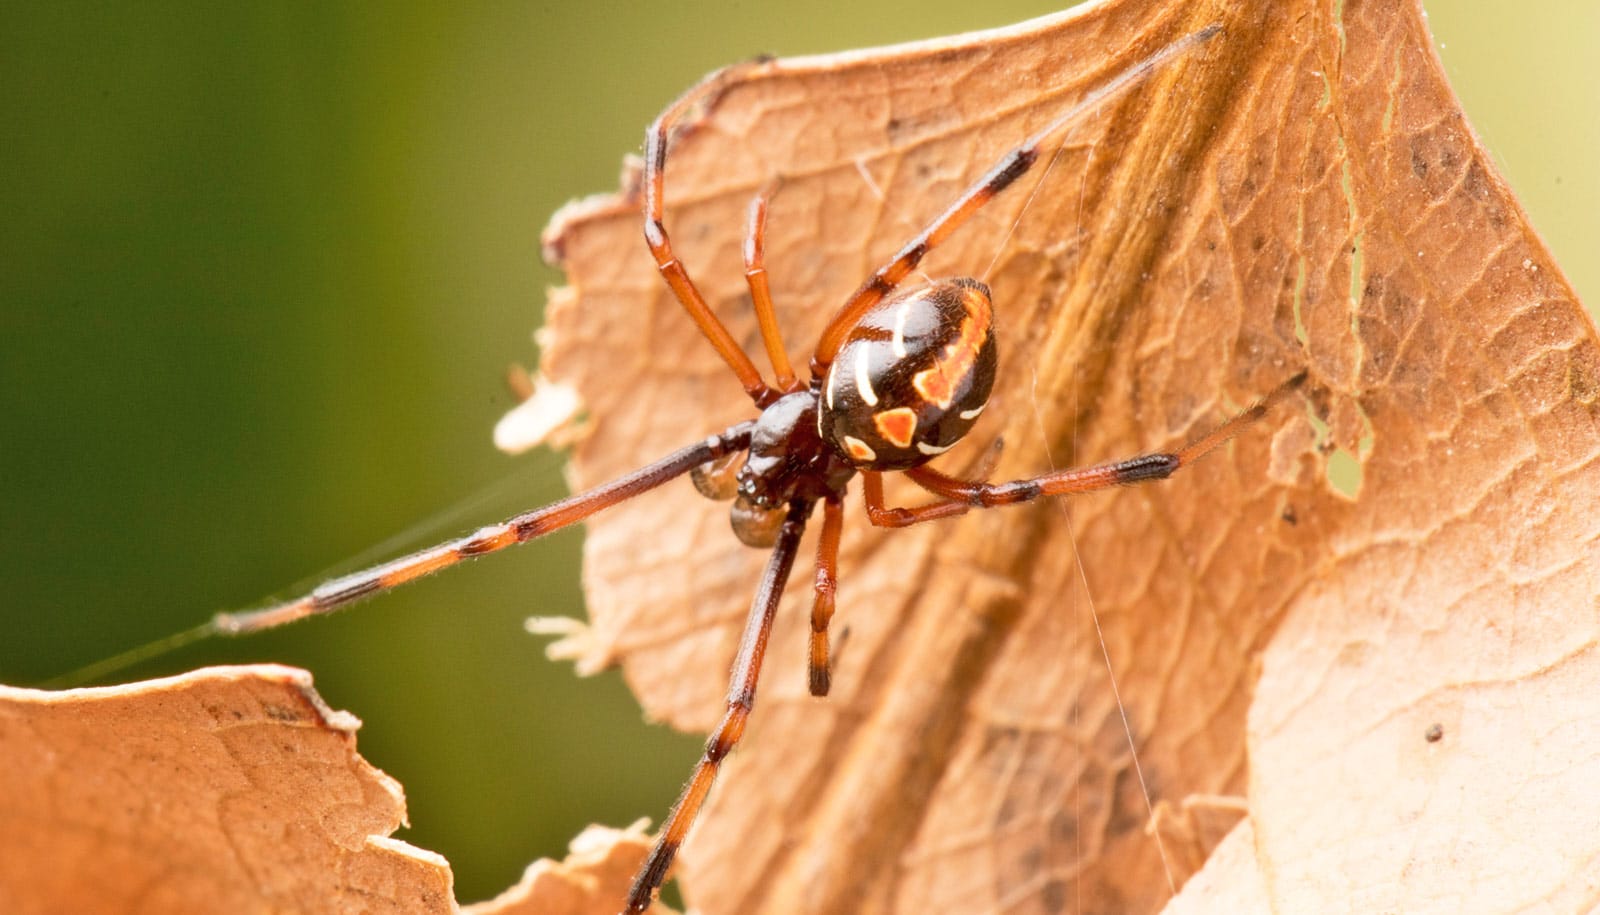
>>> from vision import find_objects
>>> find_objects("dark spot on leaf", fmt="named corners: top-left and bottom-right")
top-left (995, 795), bottom-right (1019, 828)
top-left (1018, 844), bottom-right (1043, 875)
top-left (1106, 767), bottom-right (1147, 838)
top-left (1049, 808), bottom-right (1079, 843)
top-left (1041, 878), bottom-right (1069, 913)
top-left (1439, 143), bottom-right (1460, 173)
top-left (264, 703), bottom-right (303, 723)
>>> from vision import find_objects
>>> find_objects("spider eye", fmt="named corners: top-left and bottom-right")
top-left (730, 495), bottom-right (784, 548)
top-left (690, 451), bottom-right (745, 501)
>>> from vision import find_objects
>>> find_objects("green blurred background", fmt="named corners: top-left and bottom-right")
top-left (3, 2), bottom-right (1594, 905)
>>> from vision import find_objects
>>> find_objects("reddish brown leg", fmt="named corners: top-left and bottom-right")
top-left (864, 373), bottom-right (1302, 528)
top-left (860, 470), bottom-right (970, 529)
top-left (744, 186), bottom-right (801, 393)
top-left (626, 499), bottom-right (813, 913)
top-left (212, 421), bottom-right (756, 635)
top-left (809, 24), bottom-right (1221, 377)
top-left (645, 71), bottom-right (777, 407)
top-left (808, 494), bottom-right (844, 696)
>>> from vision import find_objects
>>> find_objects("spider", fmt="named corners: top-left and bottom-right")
top-left (207, 21), bottom-right (1298, 914)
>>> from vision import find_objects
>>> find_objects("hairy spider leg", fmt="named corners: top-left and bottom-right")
top-left (862, 373), bottom-right (1306, 527)
top-left (808, 494), bottom-right (845, 697)
top-left (744, 185), bottom-right (802, 393)
top-left (808, 23), bottom-right (1222, 378)
top-left (211, 423), bottom-right (755, 635)
top-left (644, 67), bottom-right (785, 408)
top-left (625, 499), bottom-right (813, 915)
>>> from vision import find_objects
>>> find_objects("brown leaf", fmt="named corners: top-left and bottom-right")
top-left (0, 666), bottom-right (453, 915)
top-left (0, 666), bottom-right (674, 915)
top-left (526, 1), bottom-right (1600, 913)
top-left (12, 4), bottom-right (1593, 915)
top-left (465, 823), bottom-right (676, 915)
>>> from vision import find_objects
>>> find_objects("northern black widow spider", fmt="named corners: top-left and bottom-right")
top-left (206, 20), bottom-right (1301, 913)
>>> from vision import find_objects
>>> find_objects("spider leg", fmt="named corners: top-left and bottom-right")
top-left (212, 421), bottom-right (756, 635)
top-left (743, 184), bottom-right (802, 393)
top-left (809, 23), bottom-right (1221, 377)
top-left (626, 498), bottom-right (814, 913)
top-left (863, 372), bottom-right (1302, 528)
top-left (864, 451), bottom-right (1181, 528)
top-left (645, 69), bottom-right (779, 407)
top-left (860, 470), bottom-right (972, 528)
top-left (807, 494), bottom-right (844, 696)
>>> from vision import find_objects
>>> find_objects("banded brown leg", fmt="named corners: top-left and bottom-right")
top-left (862, 372), bottom-right (1303, 528)
top-left (808, 23), bottom-right (1222, 377)
top-left (743, 185), bottom-right (801, 393)
top-left (625, 498), bottom-right (814, 913)
top-left (807, 494), bottom-right (844, 697)
top-left (644, 68), bottom-right (779, 407)
top-left (213, 422), bottom-right (755, 635)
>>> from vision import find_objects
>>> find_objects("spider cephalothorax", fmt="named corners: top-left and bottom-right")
top-left (722, 390), bottom-right (853, 547)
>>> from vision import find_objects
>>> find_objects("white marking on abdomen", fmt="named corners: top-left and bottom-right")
top-left (959, 402), bottom-right (987, 421)
top-left (892, 300), bottom-right (912, 360)
top-left (854, 345), bottom-right (879, 407)
top-left (916, 440), bottom-right (954, 456)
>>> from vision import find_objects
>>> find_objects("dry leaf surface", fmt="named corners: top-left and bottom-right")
top-left (0, 667), bottom-right (674, 915)
top-left (526, 0), bottom-right (1600, 913)
top-left (464, 823), bottom-right (676, 915)
top-left (0, 666), bottom-right (452, 915)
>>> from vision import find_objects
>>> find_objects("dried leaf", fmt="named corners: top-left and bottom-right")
top-left (0, 666), bottom-right (453, 915)
top-left (528, 1), bottom-right (1600, 913)
top-left (9, 3), bottom-right (1594, 914)
top-left (466, 823), bottom-right (676, 915)
top-left (0, 667), bottom-right (670, 915)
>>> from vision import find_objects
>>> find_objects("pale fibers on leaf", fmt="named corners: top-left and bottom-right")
top-left (524, 0), bottom-right (1600, 913)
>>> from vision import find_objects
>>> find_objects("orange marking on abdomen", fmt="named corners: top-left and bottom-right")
top-left (873, 407), bottom-right (918, 448)
top-left (913, 287), bottom-right (991, 409)
top-left (843, 435), bottom-right (877, 462)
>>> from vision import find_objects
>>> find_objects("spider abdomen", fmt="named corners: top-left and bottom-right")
top-left (819, 278), bottom-right (997, 471)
